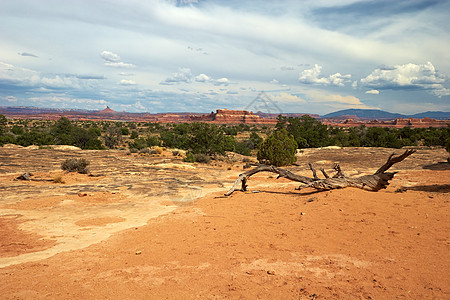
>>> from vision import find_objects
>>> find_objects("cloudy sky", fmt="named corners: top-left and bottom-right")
top-left (0, 0), bottom-right (449, 115)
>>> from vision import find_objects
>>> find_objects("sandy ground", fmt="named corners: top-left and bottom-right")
top-left (0, 146), bottom-right (449, 299)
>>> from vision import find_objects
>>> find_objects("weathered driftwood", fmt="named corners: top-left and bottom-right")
top-left (14, 172), bottom-right (53, 182)
top-left (225, 149), bottom-right (415, 196)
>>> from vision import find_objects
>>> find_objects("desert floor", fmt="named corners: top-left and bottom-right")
top-left (0, 146), bottom-right (449, 299)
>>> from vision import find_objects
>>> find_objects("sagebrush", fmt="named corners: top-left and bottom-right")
top-left (61, 158), bottom-right (90, 174)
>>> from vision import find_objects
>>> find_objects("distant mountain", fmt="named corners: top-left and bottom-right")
top-left (322, 109), bottom-right (405, 119)
top-left (410, 111), bottom-right (450, 119)
top-left (322, 109), bottom-right (450, 120)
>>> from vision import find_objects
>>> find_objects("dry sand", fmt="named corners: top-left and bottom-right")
top-left (0, 146), bottom-right (449, 299)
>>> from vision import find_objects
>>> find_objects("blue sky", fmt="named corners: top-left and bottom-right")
top-left (0, 0), bottom-right (449, 115)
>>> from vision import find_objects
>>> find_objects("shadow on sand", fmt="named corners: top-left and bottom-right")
top-left (422, 162), bottom-right (450, 171)
top-left (406, 184), bottom-right (450, 193)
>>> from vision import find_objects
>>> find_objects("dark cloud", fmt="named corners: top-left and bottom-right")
top-left (313, 0), bottom-right (440, 19)
top-left (76, 75), bottom-right (106, 80)
top-left (311, 0), bottom-right (443, 32)
top-left (175, 0), bottom-right (199, 7)
top-left (280, 66), bottom-right (295, 71)
top-left (377, 65), bottom-right (397, 71)
top-left (18, 52), bottom-right (38, 58)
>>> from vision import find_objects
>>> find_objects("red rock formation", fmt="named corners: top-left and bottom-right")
top-left (188, 109), bottom-right (278, 124)
top-left (98, 106), bottom-right (116, 114)
top-left (1, 107), bottom-right (448, 127)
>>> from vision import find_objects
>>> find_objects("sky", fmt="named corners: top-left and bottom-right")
top-left (0, 0), bottom-right (449, 115)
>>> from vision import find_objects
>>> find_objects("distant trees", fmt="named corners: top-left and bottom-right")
top-left (128, 135), bottom-right (162, 150)
top-left (235, 132), bottom-right (263, 156)
top-left (0, 114), bottom-right (15, 145)
top-left (274, 115), bottom-right (449, 150)
top-left (15, 130), bottom-right (53, 147)
top-left (50, 117), bottom-right (104, 149)
top-left (159, 122), bottom-right (245, 155)
top-left (277, 115), bottom-right (330, 148)
top-left (51, 117), bottom-right (73, 145)
top-left (0, 115), bottom-right (8, 144)
top-left (0, 114), bottom-right (7, 127)
top-left (1, 114), bottom-right (449, 161)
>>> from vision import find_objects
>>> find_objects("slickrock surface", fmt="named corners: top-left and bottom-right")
top-left (0, 146), bottom-right (449, 299)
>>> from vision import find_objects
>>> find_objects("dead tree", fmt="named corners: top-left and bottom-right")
top-left (225, 149), bottom-right (415, 196)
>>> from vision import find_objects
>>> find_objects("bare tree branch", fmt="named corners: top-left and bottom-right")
top-left (225, 150), bottom-right (415, 196)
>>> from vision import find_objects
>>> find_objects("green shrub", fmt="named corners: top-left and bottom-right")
top-left (120, 127), bottom-right (130, 135)
top-left (88, 127), bottom-right (102, 137)
top-left (128, 138), bottom-right (147, 150)
top-left (257, 129), bottom-right (297, 166)
top-left (104, 127), bottom-right (122, 149)
top-left (61, 158), bottom-right (90, 174)
top-left (235, 142), bottom-right (252, 156)
top-left (182, 152), bottom-right (210, 163)
top-left (248, 132), bottom-right (263, 149)
top-left (183, 152), bottom-right (196, 163)
top-left (146, 135), bottom-right (162, 147)
top-left (194, 153), bottom-right (211, 163)
top-left (11, 125), bottom-right (24, 135)
top-left (130, 130), bottom-right (139, 139)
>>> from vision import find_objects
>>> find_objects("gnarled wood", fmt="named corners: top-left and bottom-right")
top-left (225, 149), bottom-right (415, 196)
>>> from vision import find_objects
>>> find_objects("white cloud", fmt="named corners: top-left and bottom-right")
top-left (328, 73), bottom-right (352, 86)
top-left (0, 61), bottom-right (108, 103)
top-left (306, 90), bottom-right (378, 110)
top-left (215, 77), bottom-right (229, 86)
top-left (226, 90), bottom-right (238, 94)
top-left (298, 64), bottom-right (351, 86)
top-left (1, 1), bottom-right (449, 114)
top-left (0, 96), bottom-right (18, 103)
top-left (272, 92), bottom-right (305, 103)
top-left (0, 61), bottom-right (39, 84)
top-left (270, 79), bottom-right (279, 84)
top-left (134, 101), bottom-right (146, 110)
top-left (324, 94), bottom-right (363, 105)
top-left (104, 61), bottom-right (135, 68)
top-left (161, 67), bottom-right (192, 84)
top-left (0, 62), bottom-right (85, 89)
top-left (298, 64), bottom-right (329, 85)
top-left (360, 62), bottom-right (450, 97)
top-left (41, 75), bottom-right (81, 89)
top-left (365, 89), bottom-right (380, 95)
top-left (100, 51), bottom-right (135, 68)
top-left (195, 73), bottom-right (211, 82)
top-left (28, 95), bottom-right (107, 106)
top-left (100, 51), bottom-right (120, 62)
top-left (120, 79), bottom-right (136, 85)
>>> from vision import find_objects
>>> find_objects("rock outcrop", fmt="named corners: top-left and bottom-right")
top-left (189, 109), bottom-right (278, 124)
